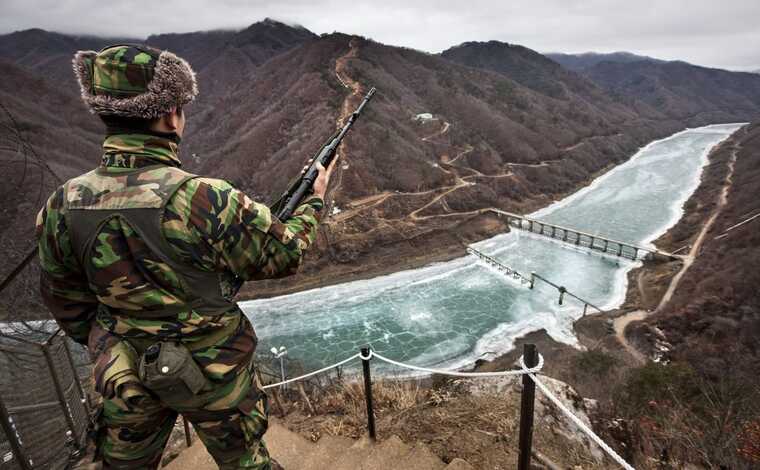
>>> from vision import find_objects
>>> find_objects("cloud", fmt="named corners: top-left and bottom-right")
top-left (1, 0), bottom-right (758, 70)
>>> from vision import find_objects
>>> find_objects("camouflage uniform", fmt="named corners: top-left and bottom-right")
top-left (36, 46), bottom-right (323, 469)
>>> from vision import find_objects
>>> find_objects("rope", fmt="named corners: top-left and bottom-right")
top-left (261, 353), bottom-right (360, 389)
top-left (370, 351), bottom-right (544, 377)
top-left (519, 357), bottom-right (635, 470)
top-left (259, 349), bottom-right (631, 469)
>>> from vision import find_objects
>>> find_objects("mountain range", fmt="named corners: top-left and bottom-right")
top-left (2, 19), bottom-right (760, 297)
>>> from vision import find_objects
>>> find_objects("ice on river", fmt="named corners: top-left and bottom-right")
top-left (240, 123), bottom-right (746, 373)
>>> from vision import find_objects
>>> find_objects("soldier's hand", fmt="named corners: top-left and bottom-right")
top-left (313, 156), bottom-right (339, 200)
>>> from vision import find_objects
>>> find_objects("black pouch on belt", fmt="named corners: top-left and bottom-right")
top-left (138, 341), bottom-right (209, 405)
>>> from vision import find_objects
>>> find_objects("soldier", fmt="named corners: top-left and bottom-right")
top-left (35, 44), bottom-right (333, 469)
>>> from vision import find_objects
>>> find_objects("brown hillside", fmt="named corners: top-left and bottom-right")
top-left (585, 60), bottom-right (760, 123)
top-left (649, 123), bottom-right (760, 368)
top-left (2, 23), bottom-right (760, 299)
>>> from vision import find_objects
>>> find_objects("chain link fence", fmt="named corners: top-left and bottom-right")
top-left (0, 330), bottom-right (91, 470)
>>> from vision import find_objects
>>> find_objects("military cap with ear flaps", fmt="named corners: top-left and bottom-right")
top-left (73, 44), bottom-right (198, 119)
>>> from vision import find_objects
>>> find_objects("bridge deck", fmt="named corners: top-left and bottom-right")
top-left (488, 209), bottom-right (678, 261)
top-left (466, 247), bottom-right (604, 315)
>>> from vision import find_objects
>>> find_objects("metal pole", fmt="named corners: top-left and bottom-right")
top-left (0, 395), bottom-right (31, 470)
top-left (183, 416), bottom-right (192, 447)
top-left (61, 335), bottom-right (91, 414)
top-left (517, 344), bottom-right (538, 470)
top-left (42, 343), bottom-right (79, 443)
top-left (360, 346), bottom-right (376, 441)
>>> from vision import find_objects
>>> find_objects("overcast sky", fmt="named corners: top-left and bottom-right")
top-left (2, 0), bottom-right (758, 71)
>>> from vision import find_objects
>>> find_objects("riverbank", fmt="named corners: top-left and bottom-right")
top-left (474, 123), bottom-right (749, 394)
top-left (248, 123), bottom-right (756, 470)
top-left (238, 132), bottom-right (675, 301)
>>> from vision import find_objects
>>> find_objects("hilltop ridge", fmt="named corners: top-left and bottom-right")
top-left (2, 22), bottom-right (760, 297)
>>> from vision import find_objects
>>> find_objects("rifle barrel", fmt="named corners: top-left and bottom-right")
top-left (274, 87), bottom-right (376, 220)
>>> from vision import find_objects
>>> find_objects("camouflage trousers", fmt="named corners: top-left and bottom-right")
top-left (89, 324), bottom-right (271, 469)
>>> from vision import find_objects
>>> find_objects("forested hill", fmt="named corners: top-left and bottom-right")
top-left (2, 21), bottom-right (760, 296)
top-left (446, 42), bottom-right (760, 125)
top-left (545, 51), bottom-right (663, 71)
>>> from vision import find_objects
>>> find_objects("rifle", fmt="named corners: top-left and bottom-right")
top-left (271, 87), bottom-right (376, 220)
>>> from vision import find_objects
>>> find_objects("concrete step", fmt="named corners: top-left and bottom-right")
top-left (264, 422), bottom-right (315, 470)
top-left (330, 437), bottom-right (374, 470)
top-left (162, 422), bottom-right (472, 470)
top-left (299, 435), bottom-right (355, 470)
top-left (445, 458), bottom-right (474, 469)
top-left (398, 443), bottom-right (447, 470)
top-left (360, 435), bottom-right (413, 470)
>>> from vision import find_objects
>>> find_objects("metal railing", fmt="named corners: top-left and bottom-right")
top-left (260, 343), bottom-right (633, 470)
top-left (0, 330), bottom-right (91, 470)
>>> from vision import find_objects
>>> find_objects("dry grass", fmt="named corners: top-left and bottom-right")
top-left (273, 374), bottom-right (611, 469)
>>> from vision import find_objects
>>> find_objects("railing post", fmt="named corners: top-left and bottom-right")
top-left (360, 346), bottom-right (377, 441)
top-left (0, 394), bottom-right (32, 470)
top-left (42, 342), bottom-right (79, 443)
top-left (529, 272), bottom-right (535, 290)
top-left (517, 344), bottom-right (538, 470)
top-left (558, 286), bottom-right (566, 305)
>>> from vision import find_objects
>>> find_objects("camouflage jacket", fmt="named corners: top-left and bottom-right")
top-left (36, 133), bottom-right (322, 377)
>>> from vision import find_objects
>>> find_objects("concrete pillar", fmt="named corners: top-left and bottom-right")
top-left (617, 244), bottom-right (623, 256)
top-left (558, 287), bottom-right (566, 305)
top-left (562, 230), bottom-right (568, 242)
top-left (603, 240), bottom-right (609, 252)
top-left (551, 226), bottom-right (556, 238)
top-left (575, 233), bottom-right (581, 245)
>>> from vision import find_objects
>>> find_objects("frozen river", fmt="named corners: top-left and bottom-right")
top-left (240, 123), bottom-right (744, 373)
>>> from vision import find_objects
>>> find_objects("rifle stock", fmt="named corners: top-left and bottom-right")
top-left (271, 87), bottom-right (376, 220)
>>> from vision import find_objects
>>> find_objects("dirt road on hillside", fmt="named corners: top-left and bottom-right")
top-left (613, 144), bottom-right (740, 361)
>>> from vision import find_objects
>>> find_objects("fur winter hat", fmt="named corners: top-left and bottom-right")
top-left (73, 44), bottom-right (198, 119)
